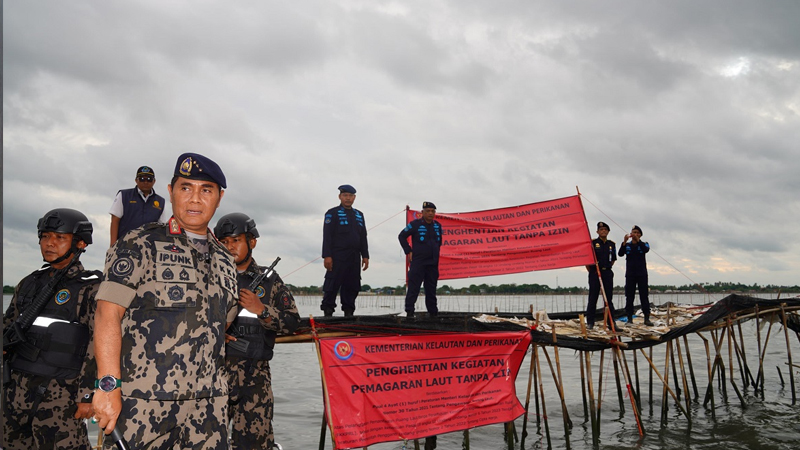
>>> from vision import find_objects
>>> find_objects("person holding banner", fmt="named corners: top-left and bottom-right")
top-left (215, 212), bottom-right (300, 450)
top-left (320, 184), bottom-right (370, 317)
top-left (399, 201), bottom-right (443, 318)
top-left (619, 225), bottom-right (653, 326)
top-left (585, 221), bottom-right (617, 329)
top-left (2, 208), bottom-right (100, 450)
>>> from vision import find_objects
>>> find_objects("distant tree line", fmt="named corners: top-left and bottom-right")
top-left (5, 281), bottom-right (797, 296)
top-left (283, 281), bottom-right (799, 296)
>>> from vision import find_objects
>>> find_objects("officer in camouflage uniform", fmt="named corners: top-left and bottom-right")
top-left (2, 208), bottom-right (100, 450)
top-left (215, 213), bottom-right (300, 450)
top-left (92, 153), bottom-right (238, 450)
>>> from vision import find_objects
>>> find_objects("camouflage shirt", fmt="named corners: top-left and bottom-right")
top-left (97, 219), bottom-right (239, 401)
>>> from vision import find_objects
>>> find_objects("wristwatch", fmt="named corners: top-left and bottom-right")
top-left (95, 374), bottom-right (122, 393)
top-left (258, 306), bottom-right (270, 320)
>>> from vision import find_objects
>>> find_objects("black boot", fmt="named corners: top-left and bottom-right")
top-left (344, 309), bottom-right (354, 317)
top-left (644, 316), bottom-right (654, 326)
top-left (323, 308), bottom-right (334, 317)
top-left (627, 315), bottom-right (633, 325)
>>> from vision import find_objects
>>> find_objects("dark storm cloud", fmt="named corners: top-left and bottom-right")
top-left (4, 1), bottom-right (800, 289)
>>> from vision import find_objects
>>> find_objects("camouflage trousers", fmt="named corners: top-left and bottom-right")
top-left (2, 370), bottom-right (91, 450)
top-left (103, 395), bottom-right (228, 450)
top-left (227, 357), bottom-right (273, 450)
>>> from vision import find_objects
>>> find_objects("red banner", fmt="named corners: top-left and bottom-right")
top-left (407, 195), bottom-right (594, 280)
top-left (318, 331), bottom-right (532, 449)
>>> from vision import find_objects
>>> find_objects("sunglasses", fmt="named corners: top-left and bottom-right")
top-left (138, 176), bottom-right (154, 182)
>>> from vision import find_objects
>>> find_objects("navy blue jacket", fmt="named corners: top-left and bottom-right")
top-left (591, 238), bottom-right (617, 271)
top-left (618, 240), bottom-right (649, 277)
top-left (117, 187), bottom-right (165, 239)
top-left (322, 206), bottom-right (369, 260)
top-left (398, 219), bottom-right (443, 266)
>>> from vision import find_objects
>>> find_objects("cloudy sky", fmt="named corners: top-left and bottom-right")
top-left (3, 1), bottom-right (799, 291)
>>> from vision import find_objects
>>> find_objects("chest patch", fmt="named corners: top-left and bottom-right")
top-left (54, 289), bottom-right (71, 305)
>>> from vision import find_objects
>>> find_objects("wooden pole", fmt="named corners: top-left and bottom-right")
top-left (534, 345), bottom-right (552, 448)
top-left (580, 351), bottom-right (589, 420)
top-left (682, 335), bottom-right (699, 401)
top-left (675, 339), bottom-right (692, 424)
top-left (736, 320), bottom-right (755, 388)
top-left (309, 315), bottom-right (338, 450)
top-left (612, 348), bottom-right (626, 414)
top-left (597, 350), bottom-right (606, 425)
top-left (616, 347), bottom-right (644, 436)
top-left (520, 344), bottom-right (536, 449)
top-left (660, 341), bottom-right (672, 426)
top-left (648, 347), bottom-right (654, 415)
top-left (697, 332), bottom-right (716, 420)
top-left (584, 350), bottom-right (599, 445)
top-left (637, 347), bottom-right (689, 420)
top-left (633, 350), bottom-right (642, 409)
top-left (726, 318), bottom-right (746, 407)
top-left (780, 304), bottom-right (797, 405)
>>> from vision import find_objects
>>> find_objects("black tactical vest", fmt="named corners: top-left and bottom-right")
top-left (10, 268), bottom-right (101, 380)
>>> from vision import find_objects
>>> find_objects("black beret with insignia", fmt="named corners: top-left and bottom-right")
top-left (597, 221), bottom-right (610, 231)
top-left (422, 201), bottom-right (437, 210)
top-left (174, 153), bottom-right (227, 189)
top-left (338, 184), bottom-right (356, 194)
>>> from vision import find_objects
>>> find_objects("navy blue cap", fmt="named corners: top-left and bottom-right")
top-left (338, 184), bottom-right (356, 194)
top-left (137, 166), bottom-right (155, 177)
top-left (597, 221), bottom-right (610, 231)
top-left (174, 153), bottom-right (227, 189)
top-left (422, 201), bottom-right (436, 210)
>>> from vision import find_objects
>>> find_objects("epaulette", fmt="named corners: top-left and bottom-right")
top-left (167, 217), bottom-right (182, 235)
top-left (607, 240), bottom-right (615, 244)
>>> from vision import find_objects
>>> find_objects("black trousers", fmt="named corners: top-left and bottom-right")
top-left (321, 256), bottom-right (361, 312)
top-left (404, 263), bottom-right (439, 314)
top-left (624, 273), bottom-right (650, 318)
top-left (586, 269), bottom-right (615, 326)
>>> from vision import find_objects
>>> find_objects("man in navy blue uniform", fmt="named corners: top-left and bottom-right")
top-left (584, 221), bottom-right (616, 329)
top-left (618, 225), bottom-right (653, 326)
top-left (398, 202), bottom-right (443, 318)
top-left (108, 165), bottom-right (168, 245)
top-left (320, 185), bottom-right (369, 317)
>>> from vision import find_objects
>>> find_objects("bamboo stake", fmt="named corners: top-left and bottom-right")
top-left (675, 339), bottom-right (692, 425)
top-left (534, 345), bottom-right (552, 449)
top-left (462, 429), bottom-right (469, 450)
top-left (597, 350), bottom-right (605, 426)
top-left (755, 313), bottom-right (775, 396)
top-left (617, 348), bottom-right (645, 437)
top-left (584, 350), bottom-right (599, 445)
top-left (755, 305), bottom-right (763, 394)
top-left (580, 352), bottom-right (589, 420)
top-left (780, 304), bottom-right (797, 404)
top-left (520, 345), bottom-right (536, 449)
top-left (661, 341), bottom-right (672, 426)
top-left (682, 335), bottom-right (699, 401)
top-left (726, 318), bottom-right (746, 407)
top-left (670, 344), bottom-right (682, 402)
top-left (542, 347), bottom-right (573, 432)
top-left (697, 332), bottom-right (716, 420)
top-left (633, 349), bottom-right (642, 409)
top-left (648, 347), bottom-right (654, 415)
top-left (736, 320), bottom-right (755, 388)
top-left (612, 348), bottom-right (626, 414)
top-left (550, 330), bottom-right (573, 431)
top-left (637, 347), bottom-right (689, 419)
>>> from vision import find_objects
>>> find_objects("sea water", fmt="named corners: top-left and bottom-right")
top-left (5, 294), bottom-right (800, 449)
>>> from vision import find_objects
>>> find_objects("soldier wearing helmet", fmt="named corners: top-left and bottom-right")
top-left (2, 208), bottom-right (101, 450)
top-left (215, 213), bottom-right (300, 450)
